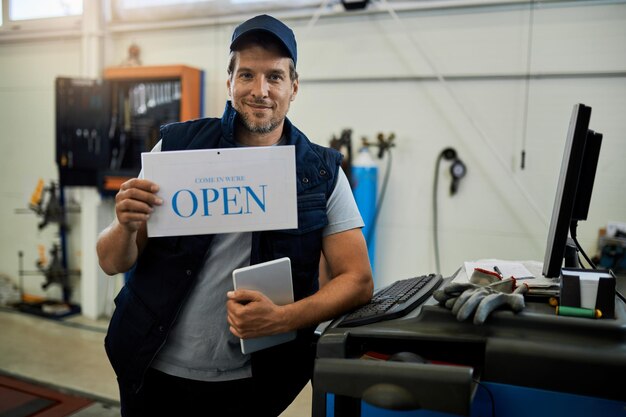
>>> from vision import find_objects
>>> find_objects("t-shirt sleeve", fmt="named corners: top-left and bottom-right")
top-left (323, 168), bottom-right (365, 237)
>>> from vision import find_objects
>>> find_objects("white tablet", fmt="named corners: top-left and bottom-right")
top-left (232, 257), bottom-right (296, 354)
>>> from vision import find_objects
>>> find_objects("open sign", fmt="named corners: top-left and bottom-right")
top-left (142, 146), bottom-right (297, 237)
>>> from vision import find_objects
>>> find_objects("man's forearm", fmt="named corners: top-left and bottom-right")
top-left (276, 228), bottom-right (374, 332)
top-left (280, 271), bottom-right (373, 332)
top-left (96, 221), bottom-right (139, 275)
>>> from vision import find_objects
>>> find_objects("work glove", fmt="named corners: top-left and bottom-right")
top-left (433, 270), bottom-right (528, 325)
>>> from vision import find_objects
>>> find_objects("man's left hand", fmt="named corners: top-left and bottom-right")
top-left (226, 289), bottom-right (288, 339)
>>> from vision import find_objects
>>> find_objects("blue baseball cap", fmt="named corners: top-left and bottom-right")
top-left (230, 14), bottom-right (297, 66)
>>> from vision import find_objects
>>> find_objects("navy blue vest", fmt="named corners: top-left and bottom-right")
top-left (104, 102), bottom-right (342, 402)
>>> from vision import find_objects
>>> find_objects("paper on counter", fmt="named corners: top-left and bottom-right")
top-left (457, 259), bottom-right (559, 288)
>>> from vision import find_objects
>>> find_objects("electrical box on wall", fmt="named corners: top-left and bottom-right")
top-left (55, 65), bottom-right (204, 195)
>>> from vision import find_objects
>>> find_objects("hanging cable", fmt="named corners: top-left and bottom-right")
top-left (520, 0), bottom-right (536, 170)
top-left (305, 0), bottom-right (332, 33)
top-left (376, 0), bottom-right (548, 227)
top-left (433, 148), bottom-right (465, 274)
top-left (473, 379), bottom-right (496, 417)
top-left (433, 154), bottom-right (444, 274)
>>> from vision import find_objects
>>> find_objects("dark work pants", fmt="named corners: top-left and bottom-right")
top-left (131, 368), bottom-right (270, 416)
top-left (122, 334), bottom-right (315, 417)
top-left (127, 358), bottom-right (312, 416)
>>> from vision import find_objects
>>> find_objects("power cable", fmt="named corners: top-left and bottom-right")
top-left (433, 153), bottom-right (444, 274)
top-left (520, 0), bottom-right (536, 170)
top-left (433, 148), bottom-right (465, 274)
top-left (570, 220), bottom-right (597, 269)
top-left (305, 0), bottom-right (332, 33)
top-left (473, 379), bottom-right (496, 417)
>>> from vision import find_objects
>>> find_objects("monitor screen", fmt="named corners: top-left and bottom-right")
top-left (542, 103), bottom-right (603, 278)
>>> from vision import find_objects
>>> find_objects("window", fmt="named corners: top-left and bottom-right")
top-left (10, 0), bottom-right (82, 21)
top-left (120, 0), bottom-right (214, 7)
top-left (110, 0), bottom-right (322, 23)
top-left (0, 0), bottom-right (82, 35)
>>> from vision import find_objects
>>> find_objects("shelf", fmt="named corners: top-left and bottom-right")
top-left (103, 64), bottom-right (203, 122)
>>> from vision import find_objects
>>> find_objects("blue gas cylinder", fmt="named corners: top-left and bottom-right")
top-left (351, 146), bottom-right (378, 276)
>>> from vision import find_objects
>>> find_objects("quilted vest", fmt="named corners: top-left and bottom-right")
top-left (104, 102), bottom-right (342, 402)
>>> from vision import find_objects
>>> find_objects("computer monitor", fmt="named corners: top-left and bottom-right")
top-left (542, 103), bottom-right (603, 278)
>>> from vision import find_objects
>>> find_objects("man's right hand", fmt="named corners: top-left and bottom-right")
top-left (115, 178), bottom-right (163, 233)
top-left (97, 178), bottom-right (163, 275)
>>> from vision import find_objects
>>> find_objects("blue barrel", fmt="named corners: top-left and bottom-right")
top-left (351, 146), bottom-right (378, 277)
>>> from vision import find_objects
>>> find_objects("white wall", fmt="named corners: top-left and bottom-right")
top-left (0, 1), bottom-right (624, 315)
top-left (0, 38), bottom-right (83, 302)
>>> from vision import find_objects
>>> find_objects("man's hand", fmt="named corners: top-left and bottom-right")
top-left (223, 228), bottom-right (373, 340)
top-left (115, 178), bottom-right (163, 233)
top-left (226, 289), bottom-right (288, 339)
top-left (96, 178), bottom-right (162, 275)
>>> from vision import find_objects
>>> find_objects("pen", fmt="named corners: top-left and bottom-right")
top-left (493, 265), bottom-right (503, 277)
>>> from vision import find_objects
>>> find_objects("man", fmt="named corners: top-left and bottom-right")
top-left (97, 14), bottom-right (373, 416)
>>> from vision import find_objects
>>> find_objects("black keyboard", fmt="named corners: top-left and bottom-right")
top-left (335, 273), bottom-right (443, 327)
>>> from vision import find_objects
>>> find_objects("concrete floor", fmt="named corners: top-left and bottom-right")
top-left (0, 307), bottom-right (312, 416)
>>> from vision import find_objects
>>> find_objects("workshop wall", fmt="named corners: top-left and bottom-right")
top-left (0, 38), bottom-right (83, 302)
top-left (0, 1), bottom-right (624, 311)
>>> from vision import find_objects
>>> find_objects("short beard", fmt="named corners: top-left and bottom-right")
top-left (237, 111), bottom-right (282, 134)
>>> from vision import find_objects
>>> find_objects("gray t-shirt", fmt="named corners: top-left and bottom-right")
top-left (146, 142), bottom-right (364, 382)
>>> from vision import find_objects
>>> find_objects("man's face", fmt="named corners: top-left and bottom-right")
top-left (227, 44), bottom-right (298, 136)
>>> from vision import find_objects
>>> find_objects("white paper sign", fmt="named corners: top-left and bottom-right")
top-left (142, 146), bottom-right (297, 237)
